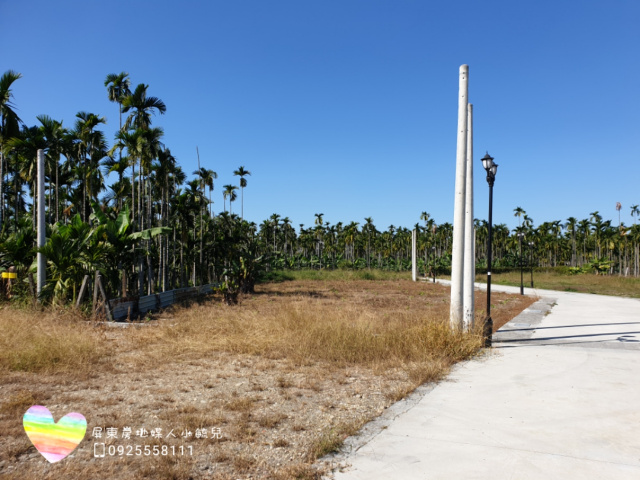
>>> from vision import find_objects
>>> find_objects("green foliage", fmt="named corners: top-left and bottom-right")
top-left (213, 215), bottom-right (265, 304)
top-left (0, 220), bottom-right (36, 300)
top-left (585, 257), bottom-right (611, 275)
top-left (568, 266), bottom-right (587, 275)
top-left (38, 214), bottom-right (113, 303)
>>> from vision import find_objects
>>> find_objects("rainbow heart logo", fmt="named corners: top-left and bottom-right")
top-left (23, 405), bottom-right (87, 463)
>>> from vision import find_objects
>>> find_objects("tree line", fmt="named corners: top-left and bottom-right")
top-left (1, 70), bottom-right (639, 306)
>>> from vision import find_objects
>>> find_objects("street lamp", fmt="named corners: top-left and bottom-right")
top-left (481, 152), bottom-right (498, 347)
top-left (517, 232), bottom-right (525, 295)
top-left (528, 241), bottom-right (535, 287)
top-left (431, 246), bottom-right (436, 283)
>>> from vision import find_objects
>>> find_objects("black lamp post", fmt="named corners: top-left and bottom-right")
top-left (431, 246), bottom-right (436, 283)
top-left (481, 152), bottom-right (498, 347)
top-left (517, 232), bottom-right (525, 295)
top-left (528, 241), bottom-right (535, 288)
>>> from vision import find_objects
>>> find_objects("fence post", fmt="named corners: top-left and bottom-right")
top-left (97, 275), bottom-right (113, 321)
top-left (76, 274), bottom-right (90, 308)
top-left (93, 271), bottom-right (100, 317)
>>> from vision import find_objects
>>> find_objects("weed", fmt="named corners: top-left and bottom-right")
top-left (0, 308), bottom-right (107, 374)
top-left (273, 438), bottom-right (290, 447)
top-left (257, 413), bottom-right (285, 428)
top-left (225, 397), bottom-right (255, 412)
top-left (307, 419), bottom-right (366, 460)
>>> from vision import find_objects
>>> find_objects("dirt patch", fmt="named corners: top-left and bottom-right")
top-left (0, 279), bottom-right (535, 479)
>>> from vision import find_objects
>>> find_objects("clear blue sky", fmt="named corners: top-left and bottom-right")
top-left (1, 0), bottom-right (638, 231)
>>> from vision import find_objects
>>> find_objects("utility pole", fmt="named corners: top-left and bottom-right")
top-left (450, 64), bottom-right (469, 330)
top-left (412, 228), bottom-right (417, 281)
top-left (37, 149), bottom-right (46, 300)
top-left (463, 103), bottom-right (475, 330)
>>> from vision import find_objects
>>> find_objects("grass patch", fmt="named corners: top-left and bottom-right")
top-left (307, 419), bottom-right (366, 460)
top-left (0, 306), bottom-right (107, 374)
top-left (260, 269), bottom-right (410, 283)
top-left (131, 279), bottom-right (483, 370)
top-left (482, 270), bottom-right (640, 298)
top-left (0, 390), bottom-right (51, 416)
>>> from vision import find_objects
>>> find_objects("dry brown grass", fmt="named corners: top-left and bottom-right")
top-left (0, 277), bottom-right (534, 479)
top-left (124, 280), bottom-right (489, 370)
top-left (0, 306), bottom-right (108, 375)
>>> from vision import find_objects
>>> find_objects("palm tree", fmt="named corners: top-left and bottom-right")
top-left (155, 149), bottom-right (183, 289)
top-left (105, 72), bottom-right (131, 209)
top-left (37, 115), bottom-right (67, 223)
top-left (363, 216), bottom-right (376, 268)
top-left (233, 166), bottom-right (251, 219)
top-left (105, 72), bottom-right (131, 132)
top-left (122, 84), bottom-right (166, 131)
top-left (616, 202), bottom-right (622, 229)
top-left (194, 167), bottom-right (217, 217)
top-left (513, 206), bottom-right (526, 228)
top-left (137, 127), bottom-right (164, 229)
top-left (223, 184), bottom-right (238, 214)
top-left (590, 211), bottom-right (604, 259)
top-left (270, 213), bottom-right (281, 251)
top-left (565, 217), bottom-right (578, 267)
top-left (74, 112), bottom-right (106, 222)
top-left (193, 166), bottom-right (217, 282)
top-left (0, 70), bottom-right (23, 231)
top-left (631, 205), bottom-right (639, 225)
top-left (110, 129), bottom-right (143, 226)
top-left (121, 84), bottom-right (165, 229)
top-left (6, 125), bottom-right (47, 229)
top-left (578, 218), bottom-right (591, 265)
top-left (281, 216), bottom-right (292, 257)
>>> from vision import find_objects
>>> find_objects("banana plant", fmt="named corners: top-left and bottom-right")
top-left (38, 214), bottom-right (112, 303)
top-left (90, 202), bottom-right (169, 295)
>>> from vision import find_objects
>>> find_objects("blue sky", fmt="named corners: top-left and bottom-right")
top-left (1, 0), bottom-right (638, 231)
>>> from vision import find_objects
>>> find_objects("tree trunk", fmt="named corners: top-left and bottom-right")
top-left (147, 251), bottom-right (155, 295)
top-left (0, 147), bottom-right (4, 229)
top-left (131, 160), bottom-right (135, 230)
top-left (55, 159), bottom-right (59, 223)
top-left (138, 255), bottom-right (145, 297)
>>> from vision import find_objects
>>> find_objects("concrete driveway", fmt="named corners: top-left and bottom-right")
top-left (329, 283), bottom-right (640, 479)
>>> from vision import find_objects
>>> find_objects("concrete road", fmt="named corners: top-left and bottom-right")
top-left (329, 284), bottom-right (640, 479)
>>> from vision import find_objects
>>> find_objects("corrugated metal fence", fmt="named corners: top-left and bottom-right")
top-left (108, 284), bottom-right (217, 321)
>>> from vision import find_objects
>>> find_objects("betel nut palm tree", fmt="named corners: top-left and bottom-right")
top-left (513, 206), bottom-right (525, 228)
top-left (233, 166), bottom-right (251, 219)
top-left (223, 184), bottom-right (238, 215)
top-left (105, 72), bottom-right (131, 209)
top-left (105, 72), bottom-right (131, 133)
top-left (74, 112), bottom-right (106, 222)
top-left (0, 70), bottom-right (23, 231)
top-left (37, 115), bottom-right (67, 224)
top-left (194, 167), bottom-right (217, 217)
top-left (121, 83), bottom-right (165, 228)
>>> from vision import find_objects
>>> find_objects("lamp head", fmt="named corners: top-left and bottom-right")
top-left (481, 152), bottom-right (494, 172)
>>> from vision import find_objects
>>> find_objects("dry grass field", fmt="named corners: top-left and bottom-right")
top-left (0, 275), bottom-right (535, 479)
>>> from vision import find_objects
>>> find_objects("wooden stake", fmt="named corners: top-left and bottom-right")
top-left (93, 271), bottom-right (100, 317)
top-left (97, 274), bottom-right (113, 321)
top-left (76, 274), bottom-right (90, 308)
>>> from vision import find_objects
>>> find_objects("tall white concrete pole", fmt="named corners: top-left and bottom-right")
top-left (450, 65), bottom-right (469, 330)
top-left (412, 228), bottom-right (417, 281)
top-left (37, 149), bottom-right (46, 299)
top-left (463, 103), bottom-right (475, 330)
